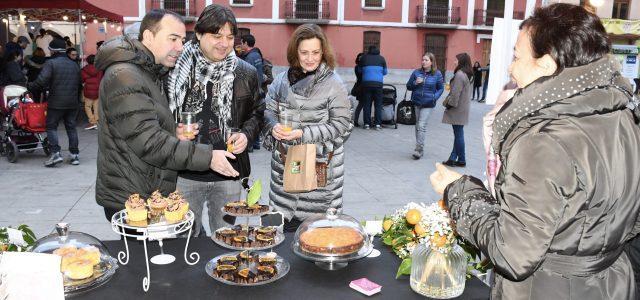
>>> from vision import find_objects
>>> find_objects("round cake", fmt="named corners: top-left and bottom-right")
top-left (299, 227), bottom-right (364, 255)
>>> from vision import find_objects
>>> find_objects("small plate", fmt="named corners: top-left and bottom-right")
top-left (63, 255), bottom-right (119, 295)
top-left (205, 251), bottom-right (290, 286)
top-left (220, 206), bottom-right (272, 217)
top-left (212, 228), bottom-right (285, 251)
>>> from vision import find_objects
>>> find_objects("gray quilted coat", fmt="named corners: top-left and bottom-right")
top-left (263, 64), bottom-right (352, 221)
top-left (445, 56), bottom-right (640, 299)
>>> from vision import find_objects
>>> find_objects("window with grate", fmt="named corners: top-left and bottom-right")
top-left (232, 0), bottom-right (252, 4)
top-left (612, 0), bottom-right (629, 19)
top-left (364, 0), bottom-right (383, 8)
top-left (363, 31), bottom-right (381, 54)
top-left (424, 34), bottom-right (447, 73)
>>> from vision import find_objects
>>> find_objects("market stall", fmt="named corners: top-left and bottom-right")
top-left (0, 0), bottom-right (123, 57)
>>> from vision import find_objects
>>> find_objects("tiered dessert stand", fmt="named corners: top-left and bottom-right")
top-left (207, 201), bottom-right (289, 286)
top-left (111, 210), bottom-right (199, 292)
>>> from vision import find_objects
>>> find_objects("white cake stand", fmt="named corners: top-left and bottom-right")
top-left (111, 210), bottom-right (199, 292)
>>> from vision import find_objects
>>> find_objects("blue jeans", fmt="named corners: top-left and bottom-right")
top-left (481, 82), bottom-right (488, 100)
top-left (414, 106), bottom-right (433, 150)
top-left (46, 108), bottom-right (79, 154)
top-left (448, 125), bottom-right (465, 163)
top-left (363, 86), bottom-right (383, 126)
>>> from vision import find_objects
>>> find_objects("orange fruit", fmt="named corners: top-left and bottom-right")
top-left (405, 209), bottom-right (422, 225)
top-left (414, 223), bottom-right (427, 236)
top-left (382, 219), bottom-right (393, 232)
top-left (437, 199), bottom-right (447, 210)
top-left (431, 232), bottom-right (448, 248)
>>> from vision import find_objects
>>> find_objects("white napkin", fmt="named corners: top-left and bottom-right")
top-left (0, 252), bottom-right (64, 300)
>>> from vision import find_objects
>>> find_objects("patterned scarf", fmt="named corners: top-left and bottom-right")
top-left (167, 40), bottom-right (237, 135)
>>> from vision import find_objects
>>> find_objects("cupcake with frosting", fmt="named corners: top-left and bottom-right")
top-left (125, 193), bottom-right (147, 226)
top-left (147, 190), bottom-right (168, 220)
top-left (164, 199), bottom-right (189, 223)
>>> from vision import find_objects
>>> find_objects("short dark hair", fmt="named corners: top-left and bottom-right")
top-left (520, 3), bottom-right (610, 74)
top-left (39, 29), bottom-right (46, 35)
top-left (87, 54), bottom-right (96, 65)
top-left (195, 4), bottom-right (238, 36)
top-left (96, 41), bottom-right (104, 49)
top-left (139, 9), bottom-right (184, 42)
top-left (241, 34), bottom-right (255, 47)
top-left (66, 48), bottom-right (77, 55)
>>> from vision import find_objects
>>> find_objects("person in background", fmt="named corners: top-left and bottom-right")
top-left (441, 53), bottom-right (472, 167)
top-left (5, 36), bottom-right (30, 64)
top-left (263, 24), bottom-right (352, 232)
top-left (0, 52), bottom-right (27, 87)
top-left (94, 9), bottom-right (222, 223)
top-left (406, 52), bottom-right (443, 160)
top-left (167, 4), bottom-right (264, 236)
top-left (358, 45), bottom-right (387, 130)
top-left (66, 48), bottom-right (79, 63)
top-left (352, 52), bottom-right (364, 127)
top-left (471, 61), bottom-right (482, 101)
top-left (28, 38), bottom-right (82, 167)
top-left (430, 4), bottom-right (640, 299)
top-left (479, 63), bottom-right (490, 102)
top-left (81, 54), bottom-right (102, 130)
top-left (25, 47), bottom-right (47, 102)
top-left (240, 33), bottom-right (265, 151)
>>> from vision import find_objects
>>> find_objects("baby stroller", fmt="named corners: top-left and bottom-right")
top-left (381, 84), bottom-right (398, 129)
top-left (0, 85), bottom-right (49, 163)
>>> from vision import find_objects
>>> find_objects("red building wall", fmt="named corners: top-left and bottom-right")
top-left (212, 0), bottom-right (273, 19)
top-left (344, 0), bottom-right (403, 22)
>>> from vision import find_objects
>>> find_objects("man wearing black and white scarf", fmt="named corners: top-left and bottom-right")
top-left (167, 4), bottom-right (264, 236)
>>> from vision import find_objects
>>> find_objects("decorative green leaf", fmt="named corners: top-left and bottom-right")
top-left (396, 258), bottom-right (412, 279)
top-left (246, 179), bottom-right (262, 206)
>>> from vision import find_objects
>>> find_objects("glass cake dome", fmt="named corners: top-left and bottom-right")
top-left (31, 223), bottom-right (119, 294)
top-left (293, 208), bottom-right (369, 257)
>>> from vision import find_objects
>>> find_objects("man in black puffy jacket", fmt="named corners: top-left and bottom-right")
top-left (94, 9), bottom-right (233, 221)
top-left (28, 38), bottom-right (82, 167)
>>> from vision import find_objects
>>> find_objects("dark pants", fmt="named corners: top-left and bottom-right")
top-left (46, 108), bottom-right (79, 154)
top-left (363, 87), bottom-right (383, 126)
top-left (448, 125), bottom-right (465, 163)
top-left (481, 82), bottom-right (488, 100)
top-left (472, 86), bottom-right (481, 100)
top-left (353, 97), bottom-right (370, 125)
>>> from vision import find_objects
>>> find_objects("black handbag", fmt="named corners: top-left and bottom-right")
top-left (396, 90), bottom-right (416, 125)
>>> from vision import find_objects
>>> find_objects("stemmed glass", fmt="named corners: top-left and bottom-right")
top-left (364, 220), bottom-right (382, 258)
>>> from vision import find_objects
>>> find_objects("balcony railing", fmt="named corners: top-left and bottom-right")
top-left (285, 1), bottom-right (330, 22)
top-left (474, 9), bottom-right (524, 26)
top-left (416, 5), bottom-right (461, 25)
top-left (152, 0), bottom-right (197, 20)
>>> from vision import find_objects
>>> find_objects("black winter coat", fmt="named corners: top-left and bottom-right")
top-left (94, 36), bottom-right (213, 210)
top-left (28, 53), bottom-right (81, 109)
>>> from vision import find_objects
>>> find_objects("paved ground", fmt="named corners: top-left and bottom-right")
top-left (0, 86), bottom-right (491, 241)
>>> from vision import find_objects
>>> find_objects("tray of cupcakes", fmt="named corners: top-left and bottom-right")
top-left (221, 200), bottom-right (271, 217)
top-left (120, 190), bottom-right (191, 228)
top-left (206, 250), bottom-right (289, 286)
top-left (212, 225), bottom-right (284, 251)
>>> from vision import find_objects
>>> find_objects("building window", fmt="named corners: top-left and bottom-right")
top-left (230, 0), bottom-right (253, 6)
top-left (363, 31), bottom-right (381, 54)
top-left (362, 0), bottom-right (385, 10)
top-left (424, 34), bottom-right (447, 73)
top-left (612, 0), bottom-right (629, 19)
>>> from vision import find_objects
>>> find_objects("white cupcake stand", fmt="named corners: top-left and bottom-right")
top-left (111, 210), bottom-right (199, 292)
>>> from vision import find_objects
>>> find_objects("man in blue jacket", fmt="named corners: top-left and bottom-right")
top-left (358, 46), bottom-right (387, 130)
